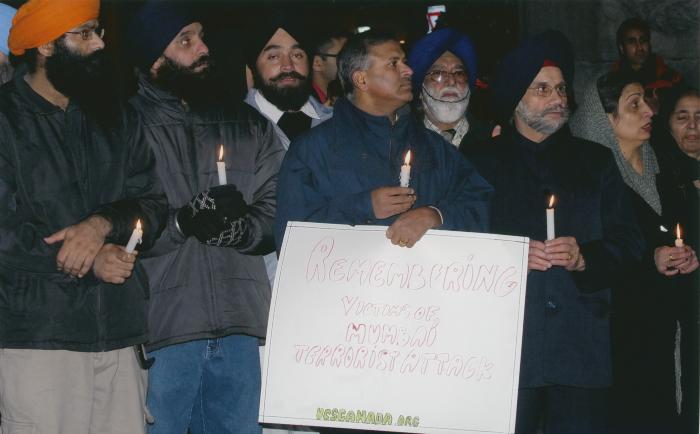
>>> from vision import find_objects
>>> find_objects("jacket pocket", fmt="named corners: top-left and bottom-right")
top-left (1, 418), bottom-right (37, 434)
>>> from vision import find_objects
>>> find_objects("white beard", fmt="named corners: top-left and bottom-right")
top-left (421, 85), bottom-right (470, 125)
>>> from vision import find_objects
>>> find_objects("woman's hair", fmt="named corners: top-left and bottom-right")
top-left (596, 71), bottom-right (640, 114)
top-left (659, 86), bottom-right (700, 124)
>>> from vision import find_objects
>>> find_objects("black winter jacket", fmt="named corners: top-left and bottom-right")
top-left (0, 74), bottom-right (168, 352)
top-left (130, 76), bottom-right (285, 351)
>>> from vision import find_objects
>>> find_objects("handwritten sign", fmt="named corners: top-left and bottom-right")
top-left (260, 223), bottom-right (528, 434)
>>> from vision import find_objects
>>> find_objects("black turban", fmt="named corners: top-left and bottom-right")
top-left (244, 9), bottom-right (310, 69)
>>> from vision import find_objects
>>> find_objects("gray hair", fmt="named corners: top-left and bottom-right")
top-left (337, 30), bottom-right (397, 96)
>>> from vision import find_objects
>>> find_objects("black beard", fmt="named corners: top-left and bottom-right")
top-left (45, 38), bottom-right (121, 131)
top-left (151, 55), bottom-right (227, 111)
top-left (254, 70), bottom-right (311, 112)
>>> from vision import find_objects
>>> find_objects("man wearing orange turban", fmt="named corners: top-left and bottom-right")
top-left (0, 0), bottom-right (168, 433)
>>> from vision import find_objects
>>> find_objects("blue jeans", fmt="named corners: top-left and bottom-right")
top-left (146, 335), bottom-right (262, 434)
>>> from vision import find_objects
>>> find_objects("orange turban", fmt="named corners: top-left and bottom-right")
top-left (8, 0), bottom-right (100, 56)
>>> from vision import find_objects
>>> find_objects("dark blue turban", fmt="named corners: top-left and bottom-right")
top-left (491, 29), bottom-right (574, 124)
top-left (127, 1), bottom-right (198, 72)
top-left (407, 28), bottom-right (477, 95)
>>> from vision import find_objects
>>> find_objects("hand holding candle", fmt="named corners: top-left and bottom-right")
top-left (125, 220), bottom-right (143, 254)
top-left (675, 223), bottom-right (684, 247)
top-left (546, 195), bottom-right (556, 240)
top-left (400, 150), bottom-right (412, 187)
top-left (217, 145), bottom-right (227, 185)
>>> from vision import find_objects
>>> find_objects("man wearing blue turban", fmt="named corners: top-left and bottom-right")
top-left (0, 3), bottom-right (16, 84)
top-left (408, 28), bottom-right (492, 150)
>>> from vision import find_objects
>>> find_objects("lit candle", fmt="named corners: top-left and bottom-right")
top-left (399, 150), bottom-right (412, 187)
top-left (546, 195), bottom-right (556, 240)
top-left (217, 145), bottom-right (227, 185)
top-left (675, 223), bottom-right (684, 247)
top-left (125, 219), bottom-right (143, 254)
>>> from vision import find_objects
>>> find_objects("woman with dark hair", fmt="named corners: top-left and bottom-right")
top-left (652, 86), bottom-right (700, 433)
top-left (571, 72), bottom-right (699, 433)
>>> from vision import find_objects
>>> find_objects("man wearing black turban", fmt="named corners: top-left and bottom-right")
top-left (465, 30), bottom-right (643, 433)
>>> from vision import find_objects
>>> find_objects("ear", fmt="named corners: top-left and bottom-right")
top-left (312, 55), bottom-right (324, 72)
top-left (37, 41), bottom-right (54, 58)
top-left (351, 70), bottom-right (367, 92)
top-left (607, 112), bottom-right (617, 125)
top-left (617, 43), bottom-right (624, 56)
top-left (150, 56), bottom-right (164, 79)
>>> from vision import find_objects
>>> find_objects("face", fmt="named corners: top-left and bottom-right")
top-left (619, 28), bottom-right (650, 69)
top-left (608, 83), bottom-right (653, 147)
top-left (156, 22), bottom-right (209, 74)
top-left (316, 37), bottom-right (347, 82)
top-left (421, 50), bottom-right (470, 125)
top-left (254, 27), bottom-right (311, 111)
top-left (45, 19), bottom-right (107, 98)
top-left (514, 66), bottom-right (569, 139)
top-left (360, 40), bottom-right (413, 110)
top-left (670, 95), bottom-right (700, 159)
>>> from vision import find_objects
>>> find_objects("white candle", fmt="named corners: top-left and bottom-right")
top-left (125, 219), bottom-right (143, 254)
top-left (399, 150), bottom-right (412, 187)
top-left (546, 195), bottom-right (555, 240)
top-left (217, 145), bottom-right (227, 185)
top-left (675, 223), bottom-right (684, 247)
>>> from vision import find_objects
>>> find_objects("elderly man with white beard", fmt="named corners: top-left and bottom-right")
top-left (408, 28), bottom-right (493, 151)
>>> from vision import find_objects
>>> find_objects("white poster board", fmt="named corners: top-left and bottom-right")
top-left (260, 222), bottom-right (529, 434)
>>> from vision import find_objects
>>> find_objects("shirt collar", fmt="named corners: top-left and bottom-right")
top-left (253, 89), bottom-right (320, 124)
top-left (422, 115), bottom-right (470, 147)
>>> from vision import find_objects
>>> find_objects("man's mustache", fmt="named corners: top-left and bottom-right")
top-left (271, 71), bottom-right (307, 82)
top-left (190, 56), bottom-right (210, 70)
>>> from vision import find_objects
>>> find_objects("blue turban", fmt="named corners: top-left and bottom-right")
top-left (0, 3), bottom-right (16, 56)
top-left (491, 29), bottom-right (574, 124)
top-left (127, 1), bottom-right (199, 72)
top-left (407, 28), bottom-right (477, 95)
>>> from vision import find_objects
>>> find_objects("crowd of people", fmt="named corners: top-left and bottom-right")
top-left (0, 0), bottom-right (697, 434)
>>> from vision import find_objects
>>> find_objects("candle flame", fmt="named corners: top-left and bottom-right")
top-left (548, 195), bottom-right (555, 208)
top-left (404, 150), bottom-right (412, 165)
top-left (136, 219), bottom-right (142, 230)
top-left (218, 145), bottom-right (224, 161)
top-left (676, 223), bottom-right (682, 239)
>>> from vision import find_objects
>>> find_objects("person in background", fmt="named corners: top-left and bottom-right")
top-left (0, 0), bottom-right (168, 432)
top-left (611, 17), bottom-right (684, 113)
top-left (311, 29), bottom-right (348, 105)
top-left (0, 3), bottom-right (15, 84)
top-left (466, 30), bottom-right (644, 434)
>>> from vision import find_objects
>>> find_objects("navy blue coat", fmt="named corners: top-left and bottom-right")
top-left (465, 126), bottom-right (644, 388)
top-left (275, 97), bottom-right (493, 249)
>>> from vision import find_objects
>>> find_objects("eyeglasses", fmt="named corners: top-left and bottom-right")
top-left (425, 69), bottom-right (469, 85)
top-left (65, 27), bottom-right (105, 41)
top-left (528, 84), bottom-right (568, 98)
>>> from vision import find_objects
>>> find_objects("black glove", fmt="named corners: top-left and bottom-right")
top-left (177, 185), bottom-right (248, 242)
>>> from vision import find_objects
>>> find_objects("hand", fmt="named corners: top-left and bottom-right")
top-left (371, 186), bottom-right (415, 220)
top-left (93, 244), bottom-right (137, 284)
top-left (545, 236), bottom-right (585, 271)
top-left (654, 245), bottom-right (699, 276)
top-left (528, 240), bottom-right (551, 271)
top-left (385, 207), bottom-right (441, 248)
top-left (209, 185), bottom-right (248, 220)
top-left (177, 185), bottom-right (248, 242)
top-left (44, 215), bottom-right (111, 278)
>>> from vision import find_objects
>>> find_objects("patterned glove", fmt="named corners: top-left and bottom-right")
top-left (176, 185), bottom-right (248, 242)
top-left (204, 217), bottom-right (251, 248)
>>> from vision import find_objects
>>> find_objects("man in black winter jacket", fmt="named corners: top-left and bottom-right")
top-left (126, 3), bottom-right (285, 434)
top-left (0, 0), bottom-right (168, 433)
